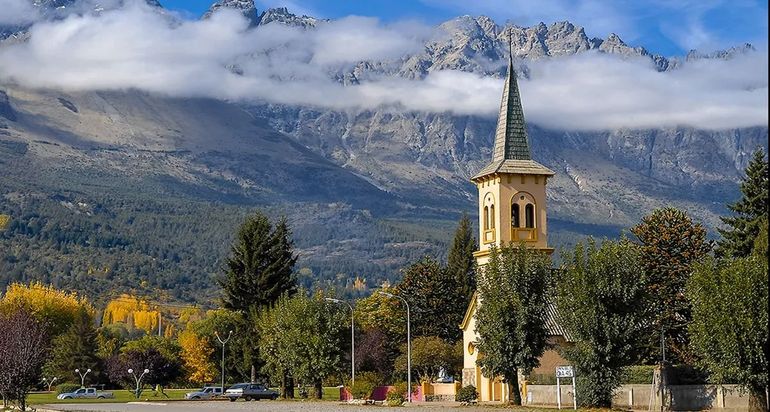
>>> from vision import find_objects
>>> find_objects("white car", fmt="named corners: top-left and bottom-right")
top-left (185, 386), bottom-right (223, 400)
top-left (57, 388), bottom-right (114, 400)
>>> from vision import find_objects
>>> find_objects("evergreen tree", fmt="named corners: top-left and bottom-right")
top-left (396, 257), bottom-right (464, 343)
top-left (474, 244), bottom-right (552, 405)
top-left (218, 211), bottom-right (297, 382)
top-left (718, 149), bottom-right (769, 258)
top-left (43, 307), bottom-right (101, 386)
top-left (446, 214), bottom-right (477, 305)
top-left (631, 207), bottom-right (712, 363)
top-left (219, 211), bottom-right (297, 312)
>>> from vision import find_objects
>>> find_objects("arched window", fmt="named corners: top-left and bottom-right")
top-left (525, 204), bottom-right (535, 228)
top-left (490, 205), bottom-right (495, 229)
top-left (483, 206), bottom-right (489, 230)
top-left (511, 204), bottom-right (520, 228)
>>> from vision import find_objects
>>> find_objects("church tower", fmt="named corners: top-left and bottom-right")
top-left (471, 47), bottom-right (555, 264)
top-left (460, 42), bottom-right (560, 403)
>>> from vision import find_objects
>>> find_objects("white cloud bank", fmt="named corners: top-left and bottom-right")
top-left (0, 2), bottom-right (766, 131)
top-left (0, 0), bottom-right (39, 25)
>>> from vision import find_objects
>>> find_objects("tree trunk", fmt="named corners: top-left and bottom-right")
top-left (250, 365), bottom-right (256, 383)
top-left (282, 376), bottom-right (294, 399)
top-left (314, 380), bottom-right (323, 399)
top-left (748, 387), bottom-right (768, 412)
top-left (507, 373), bottom-right (522, 405)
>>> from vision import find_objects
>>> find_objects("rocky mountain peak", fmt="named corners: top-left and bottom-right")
top-left (257, 7), bottom-right (322, 28)
top-left (202, 0), bottom-right (259, 27)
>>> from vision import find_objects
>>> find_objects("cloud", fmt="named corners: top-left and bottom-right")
top-left (0, 1), bottom-right (766, 131)
top-left (0, 0), bottom-right (39, 25)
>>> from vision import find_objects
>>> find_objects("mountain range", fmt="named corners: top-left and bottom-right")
top-left (0, 0), bottom-right (766, 304)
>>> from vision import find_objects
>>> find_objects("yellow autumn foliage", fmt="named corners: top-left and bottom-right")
top-left (178, 330), bottom-right (217, 384)
top-left (0, 214), bottom-right (10, 230)
top-left (102, 294), bottom-right (160, 333)
top-left (0, 281), bottom-right (94, 334)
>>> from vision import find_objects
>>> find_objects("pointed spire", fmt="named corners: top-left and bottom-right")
top-left (491, 31), bottom-right (532, 162)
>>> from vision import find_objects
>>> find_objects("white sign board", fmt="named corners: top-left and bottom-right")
top-left (556, 366), bottom-right (574, 378)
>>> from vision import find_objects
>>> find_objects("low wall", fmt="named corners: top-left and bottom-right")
top-left (339, 385), bottom-right (424, 402)
top-left (421, 382), bottom-right (460, 402)
top-left (525, 384), bottom-right (749, 411)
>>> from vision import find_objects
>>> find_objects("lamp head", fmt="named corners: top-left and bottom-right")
top-left (87, 368), bottom-right (91, 373)
top-left (74, 369), bottom-right (79, 373)
top-left (127, 369), bottom-right (134, 374)
top-left (228, 330), bottom-right (233, 335)
top-left (143, 369), bottom-right (150, 374)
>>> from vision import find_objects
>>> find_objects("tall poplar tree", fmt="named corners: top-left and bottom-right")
top-left (474, 243), bottom-right (552, 405)
top-left (718, 149), bottom-right (769, 258)
top-left (446, 214), bottom-right (477, 305)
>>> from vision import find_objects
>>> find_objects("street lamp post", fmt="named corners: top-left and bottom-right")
top-left (378, 291), bottom-right (411, 403)
top-left (215, 330), bottom-right (233, 394)
top-left (127, 368), bottom-right (150, 399)
top-left (42, 377), bottom-right (57, 392)
top-left (325, 298), bottom-right (355, 384)
top-left (74, 368), bottom-right (91, 388)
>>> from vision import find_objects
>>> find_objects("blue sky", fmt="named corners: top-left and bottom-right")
top-left (160, 0), bottom-right (768, 56)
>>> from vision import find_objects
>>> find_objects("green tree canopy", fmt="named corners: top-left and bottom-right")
top-left (474, 243), bottom-right (552, 405)
top-left (555, 238), bottom-right (651, 407)
top-left (257, 292), bottom-right (346, 399)
top-left (219, 211), bottom-right (297, 312)
top-left (688, 255), bottom-right (768, 412)
top-left (394, 336), bottom-right (461, 383)
top-left (396, 256), bottom-right (465, 343)
top-left (43, 306), bottom-right (101, 386)
top-left (718, 149), bottom-right (769, 258)
top-left (631, 207), bottom-right (712, 363)
top-left (446, 214), bottom-right (477, 305)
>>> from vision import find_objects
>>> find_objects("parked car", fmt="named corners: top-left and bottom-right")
top-left (57, 387), bottom-right (114, 400)
top-left (224, 383), bottom-right (279, 401)
top-left (184, 386), bottom-right (223, 400)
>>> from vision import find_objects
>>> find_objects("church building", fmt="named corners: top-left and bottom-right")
top-left (460, 47), bottom-right (569, 402)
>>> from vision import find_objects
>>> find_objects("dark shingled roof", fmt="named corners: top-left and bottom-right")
top-left (472, 46), bottom-right (554, 180)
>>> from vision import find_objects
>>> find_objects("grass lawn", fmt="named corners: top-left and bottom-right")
top-left (27, 389), bottom-right (191, 404)
top-left (28, 387), bottom-right (343, 405)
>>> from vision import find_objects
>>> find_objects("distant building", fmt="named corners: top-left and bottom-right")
top-left (460, 46), bottom-right (569, 402)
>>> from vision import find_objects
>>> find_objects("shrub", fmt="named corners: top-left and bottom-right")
top-left (386, 388), bottom-right (405, 407)
top-left (527, 373), bottom-right (557, 385)
top-left (621, 366), bottom-right (656, 384)
top-left (56, 384), bottom-right (82, 395)
top-left (455, 385), bottom-right (477, 403)
top-left (347, 371), bottom-right (381, 400)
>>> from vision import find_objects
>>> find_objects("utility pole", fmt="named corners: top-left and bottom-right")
top-left (325, 298), bottom-right (355, 384)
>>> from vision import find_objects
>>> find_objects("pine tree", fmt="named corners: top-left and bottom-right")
top-left (718, 149), bottom-right (769, 258)
top-left (43, 306), bottom-right (101, 385)
top-left (446, 214), bottom-right (476, 305)
top-left (219, 211), bottom-right (297, 312)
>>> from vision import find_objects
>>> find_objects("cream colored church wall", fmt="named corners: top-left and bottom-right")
top-left (476, 174), bottom-right (549, 252)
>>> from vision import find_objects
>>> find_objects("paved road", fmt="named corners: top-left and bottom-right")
top-left (43, 400), bottom-right (497, 412)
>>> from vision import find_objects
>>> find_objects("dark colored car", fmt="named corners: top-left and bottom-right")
top-left (224, 383), bottom-right (279, 401)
